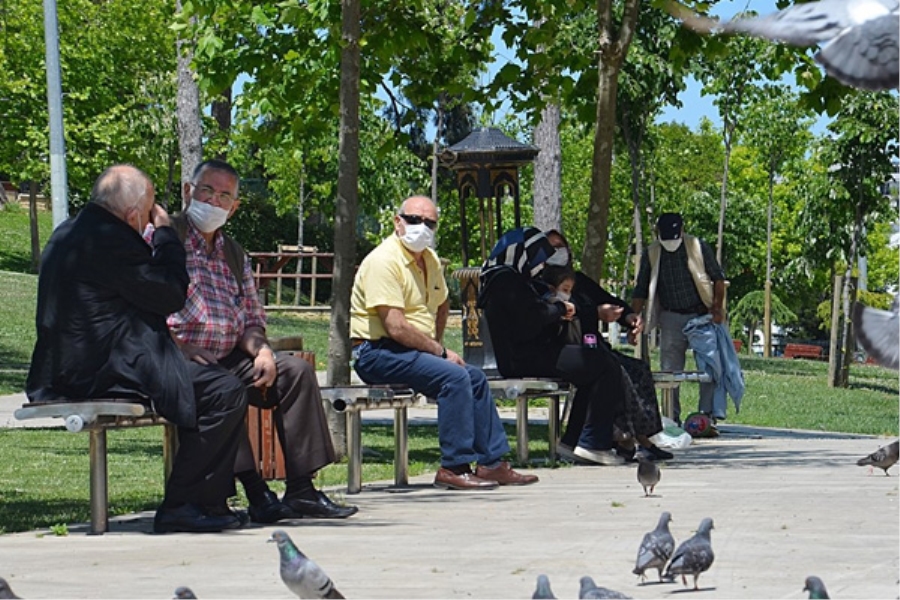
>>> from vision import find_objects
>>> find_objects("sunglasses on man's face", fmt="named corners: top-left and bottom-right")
top-left (399, 213), bottom-right (438, 230)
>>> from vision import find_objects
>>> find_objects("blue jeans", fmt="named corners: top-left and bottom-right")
top-left (353, 339), bottom-right (510, 467)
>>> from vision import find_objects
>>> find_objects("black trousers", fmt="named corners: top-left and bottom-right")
top-left (162, 361), bottom-right (246, 508)
top-left (221, 349), bottom-right (336, 481)
top-left (556, 343), bottom-right (625, 450)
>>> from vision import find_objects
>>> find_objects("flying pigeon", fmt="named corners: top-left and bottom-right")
top-left (804, 575), bottom-right (830, 599)
top-left (663, 517), bottom-right (715, 590)
top-left (0, 578), bottom-right (20, 600)
top-left (578, 576), bottom-right (632, 599)
top-left (857, 440), bottom-right (900, 475)
top-left (269, 530), bottom-right (345, 599)
top-left (666, 0), bottom-right (899, 91)
top-left (633, 512), bottom-right (676, 583)
top-left (532, 574), bottom-right (557, 599)
top-left (636, 453), bottom-right (661, 497)
top-left (173, 586), bottom-right (198, 599)
top-left (853, 298), bottom-right (899, 369)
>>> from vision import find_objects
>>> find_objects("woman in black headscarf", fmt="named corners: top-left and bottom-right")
top-left (477, 227), bottom-right (628, 465)
top-left (544, 229), bottom-right (671, 461)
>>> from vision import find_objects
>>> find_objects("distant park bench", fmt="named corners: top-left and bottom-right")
top-left (783, 343), bottom-right (824, 360)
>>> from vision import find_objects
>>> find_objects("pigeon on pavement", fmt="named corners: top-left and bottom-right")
top-left (854, 298), bottom-right (899, 369)
top-left (666, 0), bottom-right (899, 91)
top-left (0, 578), bottom-right (20, 600)
top-left (532, 574), bottom-right (557, 599)
top-left (663, 517), bottom-right (715, 590)
top-left (636, 453), bottom-right (661, 497)
top-left (857, 440), bottom-right (900, 475)
top-left (173, 587), bottom-right (197, 599)
top-left (633, 512), bottom-right (676, 583)
top-left (269, 529), bottom-right (345, 599)
top-left (578, 576), bottom-right (632, 599)
top-left (804, 575), bottom-right (830, 599)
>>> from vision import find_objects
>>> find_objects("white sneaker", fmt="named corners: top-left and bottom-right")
top-left (557, 443), bottom-right (581, 463)
top-left (573, 446), bottom-right (626, 466)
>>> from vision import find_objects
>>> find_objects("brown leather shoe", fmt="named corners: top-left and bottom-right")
top-left (475, 461), bottom-right (539, 486)
top-left (433, 467), bottom-right (499, 490)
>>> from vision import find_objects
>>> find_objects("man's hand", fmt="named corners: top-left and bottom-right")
top-left (598, 304), bottom-right (624, 323)
top-left (252, 347), bottom-right (277, 388)
top-left (444, 347), bottom-right (465, 367)
top-left (180, 342), bottom-right (218, 365)
top-left (625, 312), bottom-right (644, 336)
top-left (150, 203), bottom-right (171, 228)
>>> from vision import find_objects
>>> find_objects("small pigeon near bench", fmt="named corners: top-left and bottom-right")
top-left (270, 530), bottom-right (345, 599)
top-left (857, 440), bottom-right (900, 475)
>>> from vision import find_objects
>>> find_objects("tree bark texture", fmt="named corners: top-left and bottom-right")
top-left (582, 0), bottom-right (640, 282)
top-left (532, 103), bottom-right (562, 232)
top-left (175, 0), bottom-right (202, 207)
top-left (327, 0), bottom-right (361, 391)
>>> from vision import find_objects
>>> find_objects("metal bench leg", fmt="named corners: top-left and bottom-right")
top-left (548, 394), bottom-right (560, 466)
top-left (346, 412), bottom-right (363, 495)
top-left (394, 407), bottom-right (408, 486)
top-left (516, 396), bottom-right (529, 464)
top-left (162, 423), bottom-right (178, 482)
top-left (660, 387), bottom-right (675, 421)
top-left (89, 429), bottom-right (108, 535)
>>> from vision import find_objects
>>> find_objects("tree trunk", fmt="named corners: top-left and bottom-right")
top-left (583, 64), bottom-right (619, 281)
top-left (325, 0), bottom-right (361, 456)
top-left (175, 0), bottom-right (203, 206)
top-left (28, 181), bottom-right (40, 273)
top-left (532, 103), bottom-right (561, 232)
top-left (431, 104), bottom-right (443, 203)
top-left (210, 86), bottom-right (233, 160)
top-left (716, 125), bottom-right (732, 266)
top-left (582, 0), bottom-right (639, 282)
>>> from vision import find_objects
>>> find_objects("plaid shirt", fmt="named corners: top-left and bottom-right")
top-left (167, 223), bottom-right (266, 359)
top-left (633, 237), bottom-right (725, 311)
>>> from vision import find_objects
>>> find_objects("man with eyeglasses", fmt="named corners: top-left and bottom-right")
top-left (167, 159), bottom-right (358, 523)
top-left (350, 195), bottom-right (539, 490)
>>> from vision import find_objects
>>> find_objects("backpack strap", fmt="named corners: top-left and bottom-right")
top-left (170, 212), bottom-right (246, 297)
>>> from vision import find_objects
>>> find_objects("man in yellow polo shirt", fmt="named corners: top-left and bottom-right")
top-left (350, 195), bottom-right (539, 490)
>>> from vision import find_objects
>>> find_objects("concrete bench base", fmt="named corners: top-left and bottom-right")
top-left (320, 385), bottom-right (416, 494)
top-left (13, 401), bottom-right (176, 535)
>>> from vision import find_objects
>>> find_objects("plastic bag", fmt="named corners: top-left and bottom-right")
top-left (649, 416), bottom-right (693, 450)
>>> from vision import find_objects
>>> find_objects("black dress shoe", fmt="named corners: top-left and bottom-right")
top-left (283, 490), bottom-right (359, 519)
top-left (154, 503), bottom-right (243, 534)
top-left (205, 503), bottom-right (250, 527)
top-left (249, 490), bottom-right (298, 524)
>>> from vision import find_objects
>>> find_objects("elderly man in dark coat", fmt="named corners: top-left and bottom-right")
top-left (26, 164), bottom-right (247, 533)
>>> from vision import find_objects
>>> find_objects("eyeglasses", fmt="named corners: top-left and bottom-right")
top-left (192, 183), bottom-right (236, 207)
top-left (399, 213), bottom-right (438, 230)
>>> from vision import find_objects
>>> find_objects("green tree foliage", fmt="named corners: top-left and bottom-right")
top-left (729, 289), bottom-right (798, 343)
top-left (0, 0), bottom-right (178, 206)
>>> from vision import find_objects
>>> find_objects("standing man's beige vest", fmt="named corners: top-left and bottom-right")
top-left (644, 233), bottom-right (715, 330)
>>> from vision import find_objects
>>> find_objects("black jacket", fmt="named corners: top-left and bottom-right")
top-left (477, 266), bottom-right (569, 377)
top-left (26, 203), bottom-right (196, 428)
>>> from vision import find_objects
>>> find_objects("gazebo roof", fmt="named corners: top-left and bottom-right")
top-left (439, 127), bottom-right (539, 168)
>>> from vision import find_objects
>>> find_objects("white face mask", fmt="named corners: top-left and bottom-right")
top-left (546, 247), bottom-right (570, 267)
top-left (186, 200), bottom-right (229, 233)
top-left (399, 222), bottom-right (435, 253)
top-left (555, 291), bottom-right (571, 303)
top-left (660, 238), bottom-right (683, 253)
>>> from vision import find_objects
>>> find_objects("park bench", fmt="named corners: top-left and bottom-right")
top-left (319, 384), bottom-right (418, 494)
top-left (13, 400), bottom-right (177, 535)
top-left (783, 343), bottom-right (824, 360)
top-left (487, 378), bottom-right (571, 465)
top-left (652, 371), bottom-right (713, 421)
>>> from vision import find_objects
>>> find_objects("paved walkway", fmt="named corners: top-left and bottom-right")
top-left (1, 392), bottom-right (898, 599)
